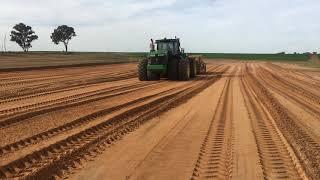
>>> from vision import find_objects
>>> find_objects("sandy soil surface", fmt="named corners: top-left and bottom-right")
top-left (0, 61), bottom-right (319, 180)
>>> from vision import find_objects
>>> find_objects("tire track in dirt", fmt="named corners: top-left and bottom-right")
top-left (0, 70), bottom-right (137, 100)
top-left (0, 83), bottom-right (192, 159)
top-left (259, 66), bottom-right (320, 105)
top-left (0, 63), bottom-right (136, 80)
top-left (244, 63), bottom-right (320, 179)
top-left (0, 80), bottom-right (147, 115)
top-left (0, 71), bottom-right (136, 100)
top-left (0, 64), bottom-right (223, 147)
top-left (255, 64), bottom-right (320, 145)
top-left (0, 75), bottom-right (66, 87)
top-left (0, 81), bottom-right (162, 128)
top-left (0, 92), bottom-right (158, 156)
top-left (295, 70), bottom-right (320, 84)
top-left (0, 89), bottom-right (190, 179)
top-left (191, 67), bottom-right (236, 180)
top-left (240, 64), bottom-right (308, 180)
top-left (255, 66), bottom-right (320, 119)
top-left (0, 79), bottom-right (133, 105)
top-left (0, 78), bottom-right (137, 105)
top-left (0, 64), bottom-right (135, 87)
top-left (0, 70), bottom-right (135, 88)
top-left (0, 66), bottom-right (228, 179)
top-left (265, 63), bottom-right (320, 88)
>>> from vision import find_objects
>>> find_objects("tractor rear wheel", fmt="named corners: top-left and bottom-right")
top-left (178, 59), bottom-right (190, 81)
top-left (201, 62), bottom-right (207, 74)
top-left (147, 71), bottom-right (160, 81)
top-left (190, 59), bottom-right (197, 78)
top-left (138, 58), bottom-right (148, 81)
top-left (196, 61), bottom-right (201, 74)
top-left (168, 58), bottom-right (178, 80)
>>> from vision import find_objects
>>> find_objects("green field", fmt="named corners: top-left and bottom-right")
top-left (0, 52), bottom-right (142, 70)
top-left (191, 53), bottom-right (309, 61)
top-left (0, 52), bottom-right (311, 70)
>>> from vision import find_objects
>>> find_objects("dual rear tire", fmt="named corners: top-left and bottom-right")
top-left (196, 61), bottom-right (207, 74)
top-left (178, 59), bottom-right (190, 81)
top-left (168, 58), bottom-right (190, 81)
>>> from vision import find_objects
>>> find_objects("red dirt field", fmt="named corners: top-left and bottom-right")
top-left (0, 61), bottom-right (319, 180)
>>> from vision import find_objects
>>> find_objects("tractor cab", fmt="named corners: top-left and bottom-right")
top-left (155, 38), bottom-right (181, 55)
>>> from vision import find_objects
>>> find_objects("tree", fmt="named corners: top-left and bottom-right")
top-left (10, 23), bottom-right (38, 52)
top-left (3, 33), bottom-right (7, 53)
top-left (1, 34), bottom-right (7, 54)
top-left (50, 25), bottom-right (76, 54)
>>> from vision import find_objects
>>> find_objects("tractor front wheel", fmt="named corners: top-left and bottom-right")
top-left (138, 59), bottom-right (148, 81)
top-left (147, 71), bottom-right (160, 81)
top-left (178, 59), bottom-right (190, 81)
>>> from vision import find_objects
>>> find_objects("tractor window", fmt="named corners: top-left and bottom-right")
top-left (173, 42), bottom-right (179, 53)
top-left (157, 42), bottom-right (177, 54)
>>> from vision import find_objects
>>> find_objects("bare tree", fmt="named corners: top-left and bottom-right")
top-left (1, 31), bottom-right (8, 54)
top-left (1, 34), bottom-right (4, 54)
top-left (1, 34), bottom-right (2, 53)
top-left (2, 33), bottom-right (7, 53)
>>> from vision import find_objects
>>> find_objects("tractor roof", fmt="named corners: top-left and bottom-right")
top-left (156, 38), bottom-right (180, 43)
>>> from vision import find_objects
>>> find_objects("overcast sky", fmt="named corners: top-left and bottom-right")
top-left (0, 0), bottom-right (319, 53)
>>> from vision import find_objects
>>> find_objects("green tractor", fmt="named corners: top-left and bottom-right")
top-left (138, 38), bottom-right (206, 81)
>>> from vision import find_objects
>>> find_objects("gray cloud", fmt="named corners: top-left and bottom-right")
top-left (0, 0), bottom-right (319, 53)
